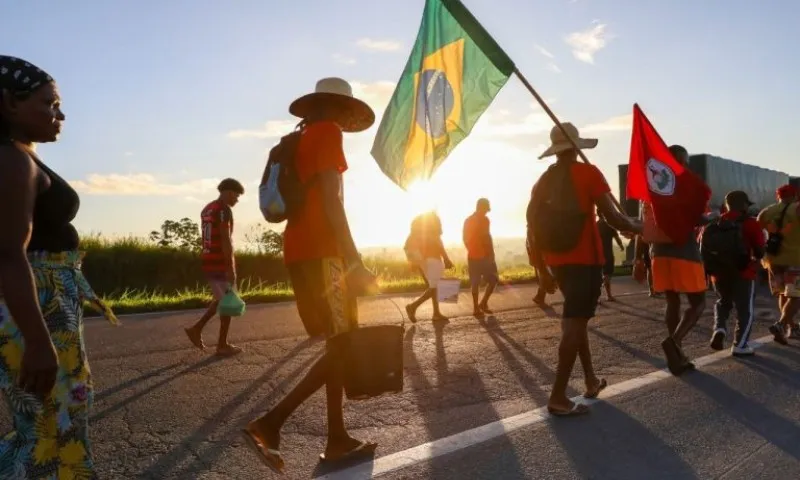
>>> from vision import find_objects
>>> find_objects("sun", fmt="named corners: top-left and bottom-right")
top-left (405, 179), bottom-right (439, 216)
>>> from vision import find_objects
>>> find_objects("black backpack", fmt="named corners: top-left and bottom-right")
top-left (259, 126), bottom-right (304, 223)
top-left (700, 215), bottom-right (750, 276)
top-left (527, 162), bottom-right (586, 254)
top-left (765, 203), bottom-right (792, 256)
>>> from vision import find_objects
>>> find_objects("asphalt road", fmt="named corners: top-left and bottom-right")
top-left (2, 279), bottom-right (798, 479)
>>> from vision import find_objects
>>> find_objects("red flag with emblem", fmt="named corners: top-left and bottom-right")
top-left (627, 103), bottom-right (710, 245)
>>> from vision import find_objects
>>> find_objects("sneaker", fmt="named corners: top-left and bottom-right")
top-left (709, 328), bottom-right (726, 351)
top-left (769, 323), bottom-right (789, 345)
top-left (731, 345), bottom-right (755, 357)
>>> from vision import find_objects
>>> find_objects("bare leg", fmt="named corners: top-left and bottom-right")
top-left (664, 292), bottom-right (681, 337)
top-left (215, 315), bottom-right (241, 355)
top-left (471, 283), bottom-right (481, 315)
top-left (603, 275), bottom-right (614, 301)
top-left (548, 318), bottom-right (586, 410)
top-left (480, 280), bottom-right (496, 311)
top-left (431, 289), bottom-right (446, 319)
top-left (185, 301), bottom-right (218, 349)
top-left (673, 292), bottom-right (706, 345)
top-left (577, 319), bottom-right (601, 392)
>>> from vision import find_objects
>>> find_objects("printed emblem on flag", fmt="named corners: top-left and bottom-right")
top-left (646, 158), bottom-right (676, 195)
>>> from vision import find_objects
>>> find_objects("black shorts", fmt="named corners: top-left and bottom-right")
top-left (288, 258), bottom-right (358, 338)
top-left (551, 265), bottom-right (603, 319)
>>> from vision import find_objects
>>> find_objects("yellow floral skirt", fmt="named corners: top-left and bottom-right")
top-left (0, 251), bottom-right (117, 479)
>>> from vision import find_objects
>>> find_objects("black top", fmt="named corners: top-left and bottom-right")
top-left (0, 137), bottom-right (80, 253)
top-left (28, 156), bottom-right (80, 252)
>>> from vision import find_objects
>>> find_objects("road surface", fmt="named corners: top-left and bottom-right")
top-left (2, 279), bottom-right (798, 479)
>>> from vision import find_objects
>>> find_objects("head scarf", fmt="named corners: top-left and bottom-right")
top-left (777, 184), bottom-right (798, 201)
top-left (0, 55), bottom-right (53, 96)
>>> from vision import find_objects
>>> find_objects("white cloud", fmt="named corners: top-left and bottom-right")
top-left (123, 151), bottom-right (134, 157)
top-left (355, 38), bottom-right (402, 52)
top-left (226, 120), bottom-right (298, 140)
top-left (332, 53), bottom-right (356, 65)
top-left (582, 114), bottom-right (632, 133)
top-left (546, 63), bottom-right (562, 73)
top-left (565, 22), bottom-right (611, 64)
top-left (70, 173), bottom-right (219, 196)
top-left (226, 81), bottom-right (397, 141)
top-left (534, 44), bottom-right (555, 59)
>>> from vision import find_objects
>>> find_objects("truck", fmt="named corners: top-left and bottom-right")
top-left (618, 154), bottom-right (794, 263)
top-left (618, 154), bottom-right (791, 218)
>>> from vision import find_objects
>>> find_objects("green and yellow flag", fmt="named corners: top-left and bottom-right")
top-left (371, 0), bottom-right (515, 189)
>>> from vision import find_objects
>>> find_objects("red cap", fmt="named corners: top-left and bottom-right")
top-left (777, 184), bottom-right (798, 200)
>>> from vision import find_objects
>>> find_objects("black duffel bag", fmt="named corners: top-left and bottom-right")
top-left (328, 323), bottom-right (405, 400)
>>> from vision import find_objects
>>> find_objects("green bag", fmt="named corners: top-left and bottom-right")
top-left (218, 287), bottom-right (246, 317)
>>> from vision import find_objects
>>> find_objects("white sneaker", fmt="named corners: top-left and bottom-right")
top-left (731, 345), bottom-right (755, 357)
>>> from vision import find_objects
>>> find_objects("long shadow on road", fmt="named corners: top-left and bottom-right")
top-left (139, 340), bottom-right (322, 479)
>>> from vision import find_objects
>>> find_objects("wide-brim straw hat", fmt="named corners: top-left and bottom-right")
top-left (538, 122), bottom-right (598, 159)
top-left (289, 77), bottom-right (375, 133)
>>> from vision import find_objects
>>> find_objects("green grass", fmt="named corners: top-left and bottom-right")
top-left (91, 264), bottom-right (633, 316)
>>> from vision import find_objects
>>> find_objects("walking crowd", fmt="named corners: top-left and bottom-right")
top-left (2, 53), bottom-right (800, 478)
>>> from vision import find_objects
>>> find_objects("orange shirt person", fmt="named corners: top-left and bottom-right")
top-left (463, 198), bottom-right (499, 317)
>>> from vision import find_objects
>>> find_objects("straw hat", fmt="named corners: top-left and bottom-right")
top-left (538, 122), bottom-right (598, 159)
top-left (289, 77), bottom-right (375, 133)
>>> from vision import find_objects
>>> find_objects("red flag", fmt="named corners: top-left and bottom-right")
top-left (627, 104), bottom-right (710, 245)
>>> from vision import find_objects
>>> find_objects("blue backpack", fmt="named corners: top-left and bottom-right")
top-left (259, 126), bottom-right (304, 223)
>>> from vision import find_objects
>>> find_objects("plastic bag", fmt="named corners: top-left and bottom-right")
top-left (218, 288), bottom-right (246, 317)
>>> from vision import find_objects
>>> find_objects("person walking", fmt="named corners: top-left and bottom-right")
top-left (0, 55), bottom-right (118, 479)
top-left (241, 78), bottom-right (379, 473)
top-left (185, 178), bottom-right (245, 357)
top-left (528, 123), bottom-right (641, 417)
top-left (405, 211), bottom-right (454, 323)
top-left (706, 191), bottom-right (765, 356)
top-left (597, 214), bottom-right (625, 301)
top-left (463, 198), bottom-right (499, 317)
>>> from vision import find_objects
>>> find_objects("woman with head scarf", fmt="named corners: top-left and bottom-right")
top-left (0, 55), bottom-right (117, 479)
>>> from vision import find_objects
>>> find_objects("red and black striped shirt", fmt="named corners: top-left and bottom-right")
top-left (201, 200), bottom-right (233, 273)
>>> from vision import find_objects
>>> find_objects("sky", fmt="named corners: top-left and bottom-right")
top-left (3, 0), bottom-right (799, 248)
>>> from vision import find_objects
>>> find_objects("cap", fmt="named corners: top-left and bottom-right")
top-left (725, 190), bottom-right (754, 208)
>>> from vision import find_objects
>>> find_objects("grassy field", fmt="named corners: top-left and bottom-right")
top-left (78, 235), bottom-right (631, 316)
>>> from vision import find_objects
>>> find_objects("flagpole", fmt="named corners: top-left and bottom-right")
top-left (513, 67), bottom-right (625, 212)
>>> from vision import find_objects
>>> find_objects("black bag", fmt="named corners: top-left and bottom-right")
top-left (765, 203), bottom-right (792, 256)
top-left (700, 215), bottom-right (749, 276)
top-left (527, 162), bottom-right (586, 253)
top-left (259, 127), bottom-right (304, 223)
top-left (328, 324), bottom-right (405, 400)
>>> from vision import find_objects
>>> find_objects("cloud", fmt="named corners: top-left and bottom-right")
top-left (226, 81), bottom-right (397, 141)
top-left (226, 120), bottom-right (298, 140)
top-left (546, 63), bottom-right (562, 73)
top-left (123, 151), bottom-right (134, 157)
top-left (70, 173), bottom-right (219, 196)
top-left (534, 44), bottom-right (555, 59)
top-left (582, 114), bottom-right (632, 133)
top-left (332, 53), bottom-right (356, 65)
top-left (355, 38), bottom-right (402, 52)
top-left (565, 22), bottom-right (611, 64)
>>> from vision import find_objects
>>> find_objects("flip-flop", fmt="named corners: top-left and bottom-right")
top-left (548, 403), bottom-right (590, 417)
top-left (405, 305), bottom-right (417, 324)
top-left (241, 428), bottom-right (285, 474)
top-left (319, 441), bottom-right (378, 463)
top-left (583, 378), bottom-right (608, 399)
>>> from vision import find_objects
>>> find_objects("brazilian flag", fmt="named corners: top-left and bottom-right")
top-left (371, 0), bottom-right (516, 189)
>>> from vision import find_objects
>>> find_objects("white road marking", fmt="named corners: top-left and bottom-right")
top-left (315, 333), bottom-right (776, 480)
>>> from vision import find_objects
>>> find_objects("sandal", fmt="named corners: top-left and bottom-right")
top-left (241, 427), bottom-right (285, 474)
top-left (319, 441), bottom-right (378, 463)
top-left (583, 378), bottom-right (608, 399)
top-left (548, 403), bottom-right (590, 417)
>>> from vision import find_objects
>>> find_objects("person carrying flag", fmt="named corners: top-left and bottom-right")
top-left (633, 145), bottom-right (710, 374)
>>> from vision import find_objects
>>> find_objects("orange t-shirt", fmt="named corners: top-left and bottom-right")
top-left (541, 163), bottom-right (610, 267)
top-left (282, 122), bottom-right (347, 264)
top-left (463, 213), bottom-right (491, 259)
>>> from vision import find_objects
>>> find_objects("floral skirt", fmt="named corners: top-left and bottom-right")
top-left (0, 251), bottom-right (118, 479)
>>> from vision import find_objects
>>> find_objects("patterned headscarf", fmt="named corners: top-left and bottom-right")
top-left (0, 55), bottom-right (53, 96)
